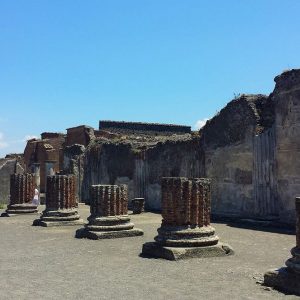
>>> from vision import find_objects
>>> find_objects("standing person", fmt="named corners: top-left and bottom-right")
top-left (32, 188), bottom-right (39, 206)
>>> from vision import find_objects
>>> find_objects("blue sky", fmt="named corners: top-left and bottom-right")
top-left (0, 0), bottom-right (300, 156)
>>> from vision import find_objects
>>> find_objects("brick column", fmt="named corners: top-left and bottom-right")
top-left (142, 177), bottom-right (233, 260)
top-left (264, 197), bottom-right (300, 295)
top-left (285, 197), bottom-right (300, 274)
top-left (76, 184), bottom-right (143, 239)
top-left (33, 175), bottom-right (83, 227)
top-left (2, 174), bottom-right (38, 216)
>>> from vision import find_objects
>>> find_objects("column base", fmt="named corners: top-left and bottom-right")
top-left (264, 267), bottom-right (300, 296)
top-left (33, 218), bottom-right (84, 227)
top-left (33, 209), bottom-right (84, 227)
top-left (1, 204), bottom-right (38, 217)
top-left (75, 227), bottom-right (144, 240)
top-left (141, 241), bottom-right (234, 260)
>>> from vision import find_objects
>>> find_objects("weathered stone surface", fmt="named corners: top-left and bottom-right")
top-left (0, 156), bottom-right (24, 204)
top-left (81, 135), bottom-right (202, 210)
top-left (2, 173), bottom-right (37, 216)
top-left (264, 197), bottom-right (300, 295)
top-left (24, 133), bottom-right (65, 193)
top-left (141, 177), bottom-right (233, 260)
top-left (131, 198), bottom-right (145, 214)
top-left (33, 175), bottom-right (83, 226)
top-left (76, 184), bottom-right (143, 239)
top-left (5, 69), bottom-right (299, 226)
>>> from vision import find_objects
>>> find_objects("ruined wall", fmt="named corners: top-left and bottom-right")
top-left (63, 144), bottom-right (86, 202)
top-left (273, 70), bottom-right (300, 224)
top-left (24, 133), bottom-right (65, 192)
top-left (0, 156), bottom-right (24, 203)
top-left (81, 136), bottom-right (202, 210)
top-left (65, 125), bottom-right (95, 147)
top-left (199, 69), bottom-right (300, 224)
top-left (201, 95), bottom-right (264, 218)
top-left (99, 120), bottom-right (191, 135)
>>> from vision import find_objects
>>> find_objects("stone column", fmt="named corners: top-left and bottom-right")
top-left (1, 174), bottom-right (38, 216)
top-left (44, 160), bottom-right (56, 193)
top-left (76, 184), bottom-right (143, 239)
top-left (132, 198), bottom-right (145, 214)
top-left (142, 177), bottom-right (234, 260)
top-left (264, 197), bottom-right (300, 295)
top-left (33, 175), bottom-right (83, 227)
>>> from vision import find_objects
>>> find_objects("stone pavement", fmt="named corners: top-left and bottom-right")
top-left (0, 204), bottom-right (298, 300)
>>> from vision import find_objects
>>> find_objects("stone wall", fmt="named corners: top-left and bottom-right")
top-left (200, 94), bottom-right (277, 220)
top-left (99, 120), bottom-right (191, 135)
top-left (80, 135), bottom-right (201, 210)
top-left (0, 156), bottom-right (24, 203)
top-left (199, 69), bottom-right (300, 224)
top-left (65, 125), bottom-right (95, 147)
top-left (24, 134), bottom-right (65, 192)
top-left (273, 70), bottom-right (300, 224)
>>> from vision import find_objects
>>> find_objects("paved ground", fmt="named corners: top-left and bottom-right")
top-left (0, 204), bottom-right (299, 300)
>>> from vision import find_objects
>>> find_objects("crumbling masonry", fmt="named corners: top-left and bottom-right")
top-left (33, 175), bottom-right (83, 226)
top-left (264, 197), bottom-right (300, 295)
top-left (76, 184), bottom-right (143, 239)
top-left (1, 174), bottom-right (37, 216)
top-left (142, 177), bottom-right (233, 260)
top-left (3, 68), bottom-right (300, 226)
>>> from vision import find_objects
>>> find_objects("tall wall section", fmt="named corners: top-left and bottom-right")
top-left (200, 94), bottom-right (277, 219)
top-left (81, 136), bottom-right (202, 210)
top-left (199, 69), bottom-right (300, 224)
top-left (0, 156), bottom-right (24, 203)
top-left (273, 70), bottom-right (300, 224)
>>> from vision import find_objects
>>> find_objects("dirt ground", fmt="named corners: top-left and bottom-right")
top-left (0, 204), bottom-right (298, 300)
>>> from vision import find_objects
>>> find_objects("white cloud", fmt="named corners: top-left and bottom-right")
top-left (193, 118), bottom-right (209, 130)
top-left (23, 135), bottom-right (38, 142)
top-left (0, 132), bottom-right (8, 149)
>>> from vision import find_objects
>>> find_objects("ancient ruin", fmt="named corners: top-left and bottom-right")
top-left (264, 197), bottom-right (300, 295)
top-left (1, 173), bottom-right (37, 216)
top-left (0, 154), bottom-right (24, 204)
top-left (141, 177), bottom-right (233, 260)
top-left (1, 69), bottom-right (300, 226)
top-left (76, 184), bottom-right (143, 239)
top-left (131, 198), bottom-right (145, 214)
top-left (33, 174), bottom-right (83, 226)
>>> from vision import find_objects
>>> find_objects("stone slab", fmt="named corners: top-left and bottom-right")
top-left (141, 242), bottom-right (234, 260)
top-left (32, 218), bottom-right (84, 227)
top-left (1, 210), bottom-right (39, 217)
top-left (75, 228), bottom-right (144, 240)
top-left (264, 267), bottom-right (300, 296)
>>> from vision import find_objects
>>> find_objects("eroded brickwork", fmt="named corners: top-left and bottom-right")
top-left (76, 184), bottom-right (143, 239)
top-left (161, 177), bottom-right (211, 227)
top-left (10, 174), bottom-right (34, 205)
top-left (90, 184), bottom-right (128, 216)
top-left (46, 175), bottom-right (77, 210)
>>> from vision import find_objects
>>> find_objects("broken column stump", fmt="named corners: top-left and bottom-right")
top-left (1, 174), bottom-right (38, 216)
top-left (33, 175), bottom-right (83, 227)
top-left (132, 198), bottom-right (145, 214)
top-left (76, 184), bottom-right (143, 239)
top-left (264, 197), bottom-right (300, 295)
top-left (142, 177), bottom-right (234, 260)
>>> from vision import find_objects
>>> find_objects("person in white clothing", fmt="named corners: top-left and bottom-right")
top-left (32, 188), bottom-right (39, 206)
